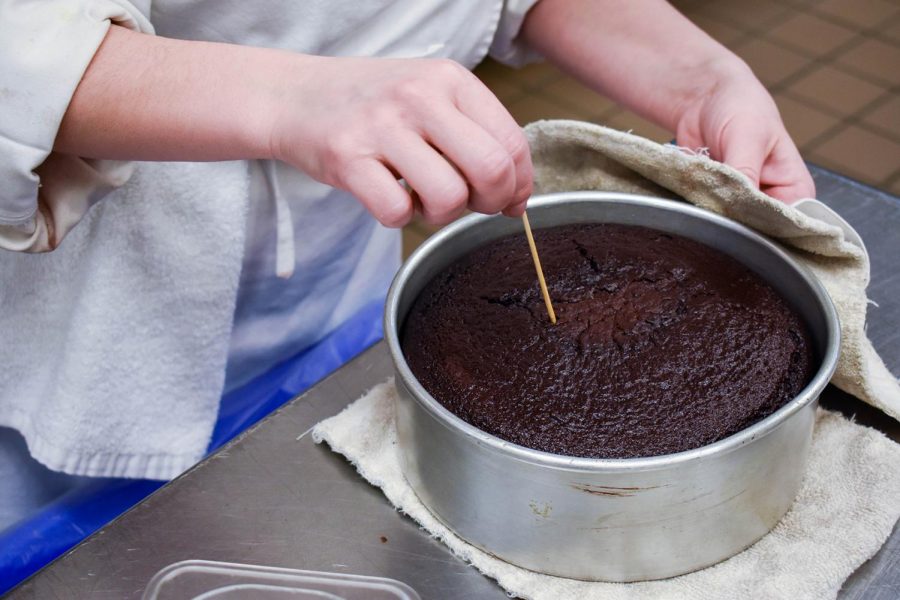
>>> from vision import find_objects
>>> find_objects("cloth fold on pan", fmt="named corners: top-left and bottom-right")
top-left (313, 379), bottom-right (900, 600)
top-left (524, 120), bottom-right (899, 421)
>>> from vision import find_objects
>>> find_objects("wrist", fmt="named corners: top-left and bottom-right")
top-left (231, 47), bottom-right (309, 162)
top-left (260, 52), bottom-right (335, 165)
top-left (667, 54), bottom-right (756, 132)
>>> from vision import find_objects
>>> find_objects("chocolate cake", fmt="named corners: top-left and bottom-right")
top-left (401, 223), bottom-right (815, 459)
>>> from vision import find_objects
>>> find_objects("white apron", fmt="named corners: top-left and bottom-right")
top-left (0, 0), bottom-right (539, 478)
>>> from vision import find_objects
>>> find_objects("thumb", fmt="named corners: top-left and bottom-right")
top-left (719, 118), bottom-right (772, 188)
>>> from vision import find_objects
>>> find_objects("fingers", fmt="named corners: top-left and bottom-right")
top-left (502, 198), bottom-right (528, 217)
top-left (453, 72), bottom-right (534, 205)
top-left (718, 116), bottom-right (815, 204)
top-left (328, 59), bottom-right (534, 226)
top-left (719, 117), bottom-right (774, 188)
top-left (342, 108), bottom-right (525, 228)
top-left (423, 109), bottom-right (518, 216)
top-left (759, 138), bottom-right (816, 203)
top-left (382, 133), bottom-right (469, 225)
top-left (763, 174), bottom-right (815, 204)
top-left (341, 159), bottom-right (414, 227)
top-left (383, 77), bottom-right (533, 226)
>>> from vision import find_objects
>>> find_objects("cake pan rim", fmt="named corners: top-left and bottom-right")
top-left (385, 191), bottom-right (840, 472)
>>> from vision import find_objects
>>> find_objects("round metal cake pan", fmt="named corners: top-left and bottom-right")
top-left (384, 192), bottom-right (840, 582)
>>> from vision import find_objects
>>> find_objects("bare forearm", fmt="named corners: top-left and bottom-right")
top-left (53, 25), bottom-right (532, 226)
top-left (521, 0), bottom-right (813, 201)
top-left (520, 0), bottom-right (752, 131)
top-left (55, 25), bottom-right (289, 161)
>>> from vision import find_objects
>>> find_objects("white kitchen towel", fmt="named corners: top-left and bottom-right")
top-left (313, 380), bottom-right (900, 600)
top-left (525, 120), bottom-right (900, 422)
top-left (0, 160), bottom-right (250, 479)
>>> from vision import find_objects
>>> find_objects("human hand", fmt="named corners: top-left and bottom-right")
top-left (56, 30), bottom-right (531, 226)
top-left (266, 56), bottom-right (533, 227)
top-left (519, 0), bottom-right (814, 203)
top-left (673, 62), bottom-right (815, 203)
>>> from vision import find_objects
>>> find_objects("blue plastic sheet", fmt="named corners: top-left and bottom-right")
top-left (0, 299), bottom-right (385, 594)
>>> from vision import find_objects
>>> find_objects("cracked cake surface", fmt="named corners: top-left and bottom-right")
top-left (401, 223), bottom-right (815, 459)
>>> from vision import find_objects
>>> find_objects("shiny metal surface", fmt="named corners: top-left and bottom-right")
top-left (6, 167), bottom-right (900, 600)
top-left (385, 192), bottom-right (840, 581)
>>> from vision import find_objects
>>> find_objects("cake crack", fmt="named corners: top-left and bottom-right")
top-left (573, 239), bottom-right (602, 273)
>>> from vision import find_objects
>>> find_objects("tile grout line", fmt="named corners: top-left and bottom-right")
top-left (789, 82), bottom-right (900, 155)
top-left (527, 87), bottom-right (622, 124)
top-left (682, 4), bottom-right (801, 39)
top-left (764, 35), bottom-right (896, 91)
top-left (849, 86), bottom-right (900, 144)
top-left (683, 2), bottom-right (900, 89)
top-left (686, 0), bottom-right (900, 52)
top-left (757, 19), bottom-right (900, 149)
top-left (801, 6), bottom-right (900, 50)
top-left (746, 29), bottom-right (866, 91)
top-left (798, 88), bottom-right (900, 163)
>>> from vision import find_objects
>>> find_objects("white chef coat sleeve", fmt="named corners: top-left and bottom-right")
top-left (0, 0), bottom-right (153, 252)
top-left (489, 0), bottom-right (543, 67)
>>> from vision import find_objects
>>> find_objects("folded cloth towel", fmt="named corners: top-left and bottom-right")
top-left (313, 380), bottom-right (900, 600)
top-left (524, 120), bottom-right (899, 420)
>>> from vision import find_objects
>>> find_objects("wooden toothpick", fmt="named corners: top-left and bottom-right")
top-left (521, 211), bottom-right (557, 325)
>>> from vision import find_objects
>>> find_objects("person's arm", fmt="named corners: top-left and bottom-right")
top-left (520, 0), bottom-right (814, 201)
top-left (56, 26), bottom-right (532, 226)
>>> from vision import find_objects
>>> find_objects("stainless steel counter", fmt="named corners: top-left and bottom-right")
top-left (7, 166), bottom-right (900, 599)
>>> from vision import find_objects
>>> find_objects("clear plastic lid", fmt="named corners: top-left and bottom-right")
top-left (142, 560), bottom-right (421, 600)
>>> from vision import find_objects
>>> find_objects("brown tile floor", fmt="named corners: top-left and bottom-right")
top-left (403, 0), bottom-right (900, 256)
